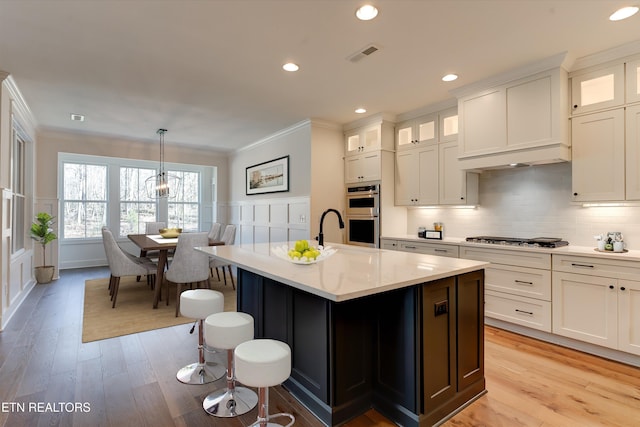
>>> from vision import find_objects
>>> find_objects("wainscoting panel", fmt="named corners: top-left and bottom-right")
top-left (226, 196), bottom-right (310, 246)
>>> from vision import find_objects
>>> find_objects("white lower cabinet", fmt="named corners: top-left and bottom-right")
top-left (380, 239), bottom-right (399, 250)
top-left (485, 290), bottom-right (551, 332)
top-left (398, 241), bottom-right (459, 258)
top-left (460, 246), bottom-right (552, 332)
top-left (552, 254), bottom-right (640, 356)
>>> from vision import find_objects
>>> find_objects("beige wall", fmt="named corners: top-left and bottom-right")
top-left (35, 129), bottom-right (230, 201)
top-left (229, 121), bottom-right (312, 201)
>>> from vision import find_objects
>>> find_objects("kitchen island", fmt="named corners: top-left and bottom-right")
top-left (197, 242), bottom-right (488, 427)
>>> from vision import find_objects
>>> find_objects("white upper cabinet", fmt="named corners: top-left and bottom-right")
top-left (625, 104), bottom-right (640, 200)
top-left (343, 116), bottom-right (395, 184)
top-left (626, 59), bottom-right (640, 104)
top-left (570, 64), bottom-right (625, 115)
top-left (395, 145), bottom-right (438, 205)
top-left (345, 151), bottom-right (382, 183)
top-left (453, 54), bottom-right (570, 170)
top-left (396, 113), bottom-right (437, 151)
top-left (345, 124), bottom-right (381, 156)
top-left (571, 109), bottom-right (625, 202)
top-left (438, 107), bottom-right (459, 143)
top-left (439, 140), bottom-right (478, 205)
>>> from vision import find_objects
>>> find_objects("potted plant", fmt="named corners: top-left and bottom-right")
top-left (30, 212), bottom-right (58, 284)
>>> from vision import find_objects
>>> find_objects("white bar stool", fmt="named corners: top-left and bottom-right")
top-left (177, 289), bottom-right (226, 385)
top-left (202, 311), bottom-right (258, 417)
top-left (234, 339), bottom-right (295, 427)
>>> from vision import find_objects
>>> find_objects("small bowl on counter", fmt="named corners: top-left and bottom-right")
top-left (158, 227), bottom-right (182, 238)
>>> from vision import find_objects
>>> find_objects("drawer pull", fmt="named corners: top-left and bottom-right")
top-left (434, 249), bottom-right (448, 253)
top-left (405, 246), bottom-right (416, 249)
top-left (514, 280), bottom-right (534, 286)
top-left (571, 263), bottom-right (594, 269)
top-left (515, 309), bottom-right (534, 316)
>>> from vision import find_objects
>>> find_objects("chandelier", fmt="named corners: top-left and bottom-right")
top-left (145, 129), bottom-right (182, 199)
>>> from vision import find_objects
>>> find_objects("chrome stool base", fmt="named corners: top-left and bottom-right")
top-left (203, 386), bottom-right (258, 417)
top-left (176, 361), bottom-right (225, 385)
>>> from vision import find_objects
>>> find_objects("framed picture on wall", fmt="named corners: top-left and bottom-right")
top-left (246, 155), bottom-right (290, 195)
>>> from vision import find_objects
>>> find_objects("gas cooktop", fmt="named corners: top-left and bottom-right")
top-left (465, 236), bottom-right (569, 248)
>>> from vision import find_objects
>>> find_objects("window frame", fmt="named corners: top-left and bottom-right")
top-left (58, 153), bottom-right (211, 240)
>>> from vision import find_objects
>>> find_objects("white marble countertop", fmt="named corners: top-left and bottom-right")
top-left (196, 242), bottom-right (488, 302)
top-left (382, 234), bottom-right (640, 262)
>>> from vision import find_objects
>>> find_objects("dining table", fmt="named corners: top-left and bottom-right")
top-left (127, 234), bottom-right (224, 308)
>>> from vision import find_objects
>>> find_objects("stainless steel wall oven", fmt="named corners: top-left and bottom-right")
top-left (345, 183), bottom-right (380, 248)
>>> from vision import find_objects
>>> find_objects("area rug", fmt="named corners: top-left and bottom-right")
top-left (82, 276), bottom-right (236, 343)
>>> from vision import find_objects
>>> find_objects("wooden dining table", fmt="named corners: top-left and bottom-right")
top-left (127, 234), bottom-right (224, 308)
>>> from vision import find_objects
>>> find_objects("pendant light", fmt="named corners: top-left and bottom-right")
top-left (145, 128), bottom-right (182, 199)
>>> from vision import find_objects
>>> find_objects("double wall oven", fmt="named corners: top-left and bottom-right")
top-left (345, 183), bottom-right (380, 248)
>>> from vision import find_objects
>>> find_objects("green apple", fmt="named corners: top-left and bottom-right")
top-left (295, 240), bottom-right (309, 252)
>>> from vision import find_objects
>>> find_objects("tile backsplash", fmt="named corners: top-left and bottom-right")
top-left (407, 162), bottom-right (640, 248)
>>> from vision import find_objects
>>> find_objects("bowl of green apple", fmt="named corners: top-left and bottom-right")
top-left (272, 239), bottom-right (337, 264)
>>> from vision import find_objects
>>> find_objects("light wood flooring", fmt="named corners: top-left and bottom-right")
top-left (1, 267), bottom-right (639, 426)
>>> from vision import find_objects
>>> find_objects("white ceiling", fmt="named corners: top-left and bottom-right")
top-left (1, 0), bottom-right (639, 152)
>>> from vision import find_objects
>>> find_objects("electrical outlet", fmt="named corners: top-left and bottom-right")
top-left (434, 300), bottom-right (448, 316)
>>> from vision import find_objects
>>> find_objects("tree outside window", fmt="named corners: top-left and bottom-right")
top-left (168, 170), bottom-right (199, 231)
top-left (120, 166), bottom-right (157, 235)
top-left (62, 163), bottom-right (107, 238)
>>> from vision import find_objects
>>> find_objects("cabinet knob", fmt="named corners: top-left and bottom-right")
top-left (609, 285), bottom-right (615, 289)
top-left (573, 105), bottom-right (578, 109)
top-left (573, 192), bottom-right (578, 196)
top-left (460, 197), bottom-right (464, 200)
top-left (621, 287), bottom-right (626, 291)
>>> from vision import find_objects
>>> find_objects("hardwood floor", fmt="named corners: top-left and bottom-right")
top-left (1, 267), bottom-right (639, 427)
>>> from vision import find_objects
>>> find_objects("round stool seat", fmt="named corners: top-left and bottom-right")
top-left (180, 289), bottom-right (223, 319)
top-left (235, 339), bottom-right (291, 388)
top-left (205, 312), bottom-right (254, 350)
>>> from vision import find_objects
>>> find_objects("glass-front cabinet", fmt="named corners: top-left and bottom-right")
top-left (345, 124), bottom-right (381, 156)
top-left (395, 113), bottom-right (437, 151)
top-left (439, 107), bottom-right (459, 143)
top-left (627, 59), bottom-right (640, 104)
top-left (570, 64), bottom-right (625, 115)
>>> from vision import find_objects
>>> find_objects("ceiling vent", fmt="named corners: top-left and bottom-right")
top-left (347, 44), bottom-right (380, 62)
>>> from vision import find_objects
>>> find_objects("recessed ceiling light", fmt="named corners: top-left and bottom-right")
top-left (355, 108), bottom-right (367, 114)
top-left (442, 74), bottom-right (458, 82)
top-left (609, 6), bottom-right (639, 21)
top-left (282, 62), bottom-right (299, 72)
top-left (70, 113), bottom-right (85, 122)
top-left (356, 4), bottom-right (378, 21)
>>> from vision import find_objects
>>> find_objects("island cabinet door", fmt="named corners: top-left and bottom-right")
top-left (372, 286), bottom-right (419, 413)
top-left (237, 270), bottom-right (330, 403)
top-left (422, 277), bottom-right (457, 411)
top-left (456, 270), bottom-right (485, 391)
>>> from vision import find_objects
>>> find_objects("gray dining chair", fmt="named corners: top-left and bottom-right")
top-left (164, 232), bottom-right (212, 316)
top-left (209, 224), bottom-right (237, 289)
top-left (207, 222), bottom-right (223, 241)
top-left (137, 221), bottom-right (167, 283)
top-left (101, 227), bottom-right (157, 308)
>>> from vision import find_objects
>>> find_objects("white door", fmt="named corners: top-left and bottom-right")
top-left (618, 279), bottom-right (640, 356)
top-left (571, 109), bottom-right (625, 202)
top-left (552, 272), bottom-right (618, 349)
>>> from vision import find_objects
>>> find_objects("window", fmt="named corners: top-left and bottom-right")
top-left (62, 162), bottom-right (108, 238)
top-left (11, 120), bottom-right (26, 253)
top-left (59, 153), bottom-right (213, 243)
top-left (168, 170), bottom-right (200, 231)
top-left (120, 166), bottom-right (157, 235)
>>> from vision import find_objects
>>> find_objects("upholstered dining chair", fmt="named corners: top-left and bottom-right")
top-left (207, 222), bottom-right (222, 242)
top-left (209, 224), bottom-right (237, 289)
top-left (137, 221), bottom-right (167, 283)
top-left (101, 227), bottom-right (157, 308)
top-left (164, 232), bottom-right (212, 316)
